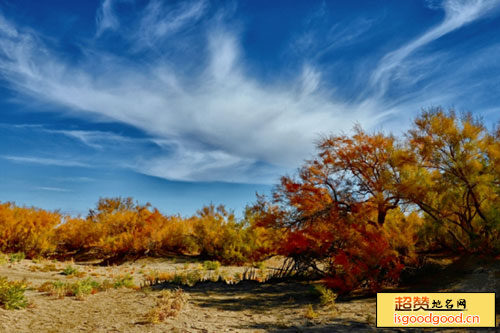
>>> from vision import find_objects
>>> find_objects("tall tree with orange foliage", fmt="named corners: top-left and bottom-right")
top-left (315, 126), bottom-right (407, 226)
top-left (252, 127), bottom-right (411, 293)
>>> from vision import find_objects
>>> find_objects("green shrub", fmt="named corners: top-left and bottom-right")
top-left (112, 274), bottom-right (135, 288)
top-left (71, 279), bottom-right (100, 299)
top-left (9, 252), bottom-right (25, 263)
top-left (203, 260), bottom-right (220, 271)
top-left (0, 277), bottom-right (28, 309)
top-left (62, 265), bottom-right (79, 276)
top-left (38, 278), bottom-right (101, 299)
top-left (46, 281), bottom-right (67, 298)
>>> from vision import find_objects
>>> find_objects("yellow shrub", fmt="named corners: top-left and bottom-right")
top-left (0, 202), bottom-right (60, 257)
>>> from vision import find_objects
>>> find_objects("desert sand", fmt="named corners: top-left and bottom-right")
top-left (1, 255), bottom-right (499, 332)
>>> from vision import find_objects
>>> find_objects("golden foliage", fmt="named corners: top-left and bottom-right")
top-left (0, 203), bottom-right (60, 257)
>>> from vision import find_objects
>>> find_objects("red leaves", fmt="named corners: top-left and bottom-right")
top-left (321, 225), bottom-right (403, 294)
top-left (256, 126), bottom-right (411, 294)
top-left (283, 232), bottom-right (310, 255)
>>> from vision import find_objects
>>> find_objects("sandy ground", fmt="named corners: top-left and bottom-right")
top-left (0, 255), bottom-right (499, 332)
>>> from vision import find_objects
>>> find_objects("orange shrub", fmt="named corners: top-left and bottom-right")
top-left (55, 216), bottom-right (100, 253)
top-left (57, 198), bottom-right (192, 257)
top-left (0, 202), bottom-right (61, 257)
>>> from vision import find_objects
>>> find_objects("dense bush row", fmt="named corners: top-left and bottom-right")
top-left (0, 198), bottom-right (280, 265)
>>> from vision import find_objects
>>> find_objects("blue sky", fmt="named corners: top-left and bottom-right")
top-left (1, 0), bottom-right (500, 216)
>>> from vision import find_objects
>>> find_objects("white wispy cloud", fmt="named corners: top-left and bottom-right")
top-left (2, 155), bottom-right (90, 167)
top-left (291, 12), bottom-right (376, 61)
top-left (52, 176), bottom-right (96, 182)
top-left (371, 0), bottom-right (500, 93)
top-left (0, 0), bottom-right (499, 183)
top-left (46, 129), bottom-right (134, 149)
top-left (35, 186), bottom-right (72, 192)
top-left (0, 8), bottom-right (378, 183)
top-left (96, 0), bottom-right (119, 36)
top-left (134, 0), bottom-right (207, 49)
